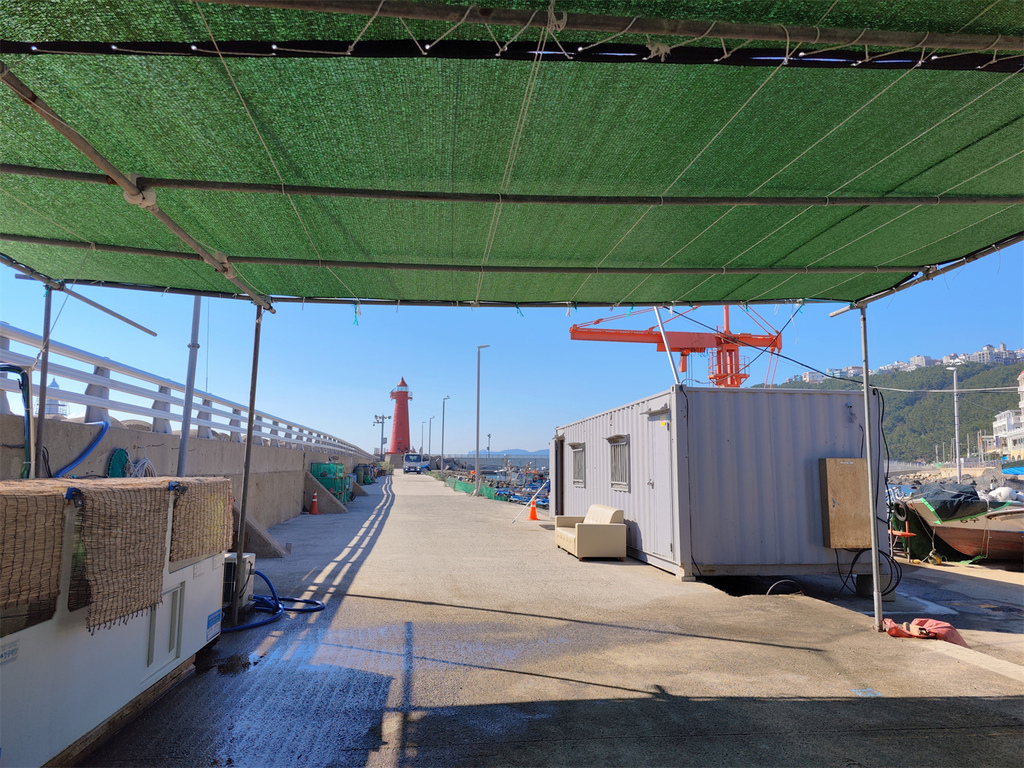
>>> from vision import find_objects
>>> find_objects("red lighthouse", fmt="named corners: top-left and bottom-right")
top-left (388, 377), bottom-right (413, 455)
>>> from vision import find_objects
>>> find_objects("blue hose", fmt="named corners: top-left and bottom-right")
top-left (221, 569), bottom-right (325, 634)
top-left (54, 420), bottom-right (110, 477)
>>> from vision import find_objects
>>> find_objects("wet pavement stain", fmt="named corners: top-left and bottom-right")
top-left (194, 650), bottom-right (260, 676)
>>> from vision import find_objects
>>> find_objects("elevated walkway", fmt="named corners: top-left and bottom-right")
top-left (85, 474), bottom-right (1023, 767)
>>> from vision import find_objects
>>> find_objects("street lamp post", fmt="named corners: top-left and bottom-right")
top-left (428, 415), bottom-right (435, 457)
top-left (475, 345), bottom-right (490, 495)
top-left (947, 366), bottom-right (961, 483)
top-left (373, 414), bottom-right (390, 461)
top-left (440, 395), bottom-right (449, 473)
top-left (487, 433), bottom-right (491, 460)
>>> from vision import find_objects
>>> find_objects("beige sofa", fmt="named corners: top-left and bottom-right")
top-left (555, 504), bottom-right (627, 560)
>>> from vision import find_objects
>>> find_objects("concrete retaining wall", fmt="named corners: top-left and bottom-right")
top-left (0, 414), bottom-right (366, 528)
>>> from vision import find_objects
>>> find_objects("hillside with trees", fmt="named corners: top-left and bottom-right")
top-left (755, 362), bottom-right (1022, 462)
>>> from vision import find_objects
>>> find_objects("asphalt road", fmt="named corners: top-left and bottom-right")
top-left (86, 472), bottom-right (1023, 767)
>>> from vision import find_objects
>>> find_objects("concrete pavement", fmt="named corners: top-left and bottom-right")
top-left (86, 472), bottom-right (1023, 767)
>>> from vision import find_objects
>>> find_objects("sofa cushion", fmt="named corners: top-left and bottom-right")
top-left (583, 504), bottom-right (624, 525)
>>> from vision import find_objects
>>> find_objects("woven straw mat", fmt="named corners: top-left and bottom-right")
top-left (78, 479), bottom-right (169, 631)
top-left (170, 477), bottom-right (232, 563)
top-left (0, 480), bottom-right (68, 637)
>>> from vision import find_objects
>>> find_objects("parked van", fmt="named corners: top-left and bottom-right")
top-left (403, 453), bottom-right (429, 474)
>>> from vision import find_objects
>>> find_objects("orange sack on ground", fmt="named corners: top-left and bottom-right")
top-left (883, 618), bottom-right (969, 648)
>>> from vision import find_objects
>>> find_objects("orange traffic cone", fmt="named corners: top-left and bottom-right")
top-left (310, 491), bottom-right (320, 515)
top-left (528, 499), bottom-right (538, 521)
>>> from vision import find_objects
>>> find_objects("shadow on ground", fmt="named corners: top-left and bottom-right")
top-left (396, 693), bottom-right (1023, 767)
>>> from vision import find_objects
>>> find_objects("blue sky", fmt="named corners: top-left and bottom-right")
top-left (1, 243), bottom-right (1021, 454)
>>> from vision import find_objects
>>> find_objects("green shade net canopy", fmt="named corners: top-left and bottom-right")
top-left (1, 0), bottom-right (1022, 307)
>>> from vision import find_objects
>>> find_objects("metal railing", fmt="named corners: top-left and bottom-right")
top-left (0, 322), bottom-right (373, 459)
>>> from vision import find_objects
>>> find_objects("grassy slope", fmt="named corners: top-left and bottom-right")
top-left (754, 362), bottom-right (1022, 462)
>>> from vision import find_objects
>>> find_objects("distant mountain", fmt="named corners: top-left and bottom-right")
top-left (753, 361), bottom-right (1022, 462)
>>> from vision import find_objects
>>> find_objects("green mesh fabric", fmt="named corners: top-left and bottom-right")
top-left (1, 2), bottom-right (1022, 305)
top-left (3, 1), bottom-right (1020, 45)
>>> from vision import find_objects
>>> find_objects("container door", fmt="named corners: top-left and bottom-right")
top-left (552, 437), bottom-right (565, 516)
top-left (647, 414), bottom-right (675, 559)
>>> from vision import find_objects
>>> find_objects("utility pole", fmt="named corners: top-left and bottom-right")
top-left (487, 433), bottom-right (491, 459)
top-left (947, 366), bottom-right (961, 482)
top-left (373, 414), bottom-right (390, 461)
top-left (475, 344), bottom-right (490, 496)
top-left (441, 395), bottom-right (449, 473)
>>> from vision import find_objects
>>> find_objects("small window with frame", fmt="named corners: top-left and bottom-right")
top-left (607, 435), bottom-right (629, 491)
top-left (570, 443), bottom-right (585, 487)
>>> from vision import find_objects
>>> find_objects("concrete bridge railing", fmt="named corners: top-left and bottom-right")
top-left (0, 322), bottom-right (373, 460)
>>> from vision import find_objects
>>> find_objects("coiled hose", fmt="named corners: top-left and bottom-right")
top-left (221, 569), bottom-right (325, 633)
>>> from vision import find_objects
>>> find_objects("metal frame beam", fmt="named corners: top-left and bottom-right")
top-left (193, 1), bottom-right (1024, 53)
top-left (829, 230), bottom-right (1024, 316)
top-left (3, 255), bottom-right (159, 335)
top-left (3, 164), bottom-right (1021, 208)
top-left (1, 234), bottom-right (927, 276)
top-left (0, 61), bottom-right (272, 311)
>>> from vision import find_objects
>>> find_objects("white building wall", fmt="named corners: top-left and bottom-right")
top-left (0, 487), bottom-right (225, 768)
top-left (554, 386), bottom-right (886, 578)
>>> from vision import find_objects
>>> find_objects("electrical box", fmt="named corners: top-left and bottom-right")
top-left (819, 458), bottom-right (871, 549)
top-left (223, 552), bottom-right (256, 608)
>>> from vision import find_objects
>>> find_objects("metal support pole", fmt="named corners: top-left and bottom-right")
top-left (33, 286), bottom-right (53, 477)
top-left (860, 308), bottom-right (884, 632)
top-left (231, 304), bottom-right (263, 626)
top-left (374, 414), bottom-right (390, 460)
top-left (654, 306), bottom-right (681, 386)
top-left (441, 395), bottom-right (449, 472)
top-left (177, 295), bottom-right (203, 477)
top-left (428, 415), bottom-right (434, 457)
top-left (948, 366), bottom-right (962, 483)
top-left (474, 345), bottom-right (489, 495)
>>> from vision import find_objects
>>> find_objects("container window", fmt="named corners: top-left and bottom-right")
top-left (609, 437), bottom-right (629, 490)
top-left (571, 444), bottom-right (586, 487)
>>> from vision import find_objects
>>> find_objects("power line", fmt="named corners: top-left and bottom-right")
top-left (666, 307), bottom-right (1021, 393)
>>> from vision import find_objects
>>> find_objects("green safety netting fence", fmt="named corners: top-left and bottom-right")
top-left (1, 1), bottom-right (1021, 307)
top-left (445, 475), bottom-right (499, 499)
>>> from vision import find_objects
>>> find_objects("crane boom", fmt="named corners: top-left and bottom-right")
top-left (568, 307), bottom-right (783, 387)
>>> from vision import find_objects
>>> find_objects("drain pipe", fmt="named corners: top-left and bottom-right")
top-left (33, 286), bottom-right (53, 477)
top-left (231, 304), bottom-right (263, 626)
top-left (176, 295), bottom-right (202, 477)
top-left (860, 307), bottom-right (883, 631)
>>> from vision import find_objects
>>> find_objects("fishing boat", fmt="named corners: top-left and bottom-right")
top-left (903, 483), bottom-right (1024, 561)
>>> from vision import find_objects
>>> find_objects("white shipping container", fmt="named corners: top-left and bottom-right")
top-left (550, 385), bottom-right (887, 578)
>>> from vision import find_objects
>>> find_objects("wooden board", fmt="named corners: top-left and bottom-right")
top-left (818, 458), bottom-right (871, 549)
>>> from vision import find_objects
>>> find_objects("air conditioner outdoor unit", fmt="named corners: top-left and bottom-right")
top-left (223, 552), bottom-right (256, 609)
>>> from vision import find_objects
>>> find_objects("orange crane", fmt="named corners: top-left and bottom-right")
top-left (569, 306), bottom-right (783, 388)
